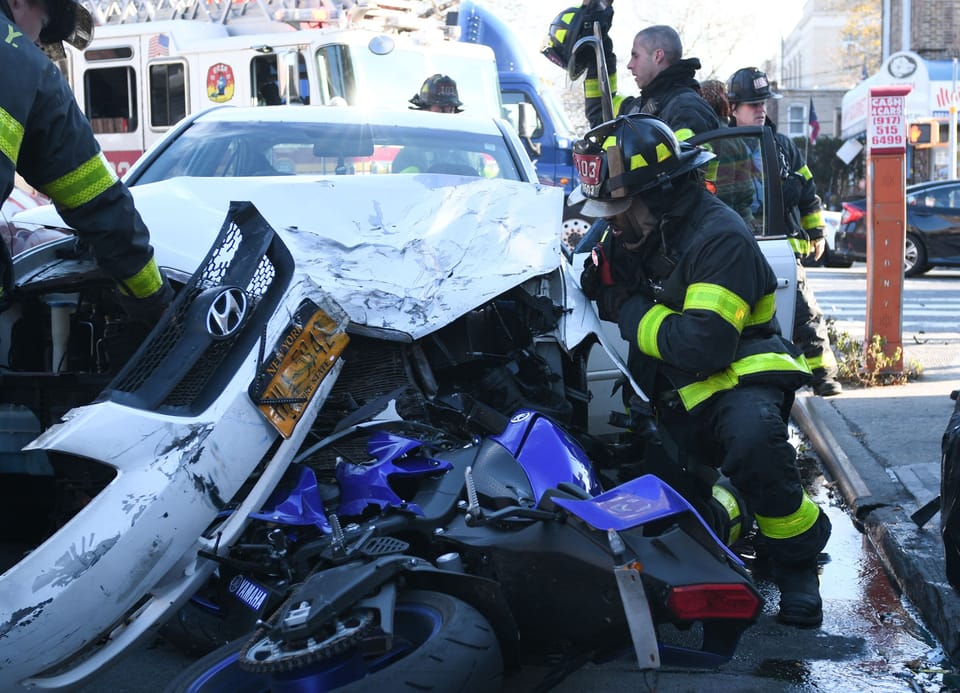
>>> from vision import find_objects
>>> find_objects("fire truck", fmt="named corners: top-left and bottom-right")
top-left (60, 0), bottom-right (577, 194)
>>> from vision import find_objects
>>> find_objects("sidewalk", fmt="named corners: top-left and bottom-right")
top-left (792, 339), bottom-right (960, 664)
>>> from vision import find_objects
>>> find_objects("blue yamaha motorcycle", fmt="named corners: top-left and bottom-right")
top-left (164, 406), bottom-right (761, 692)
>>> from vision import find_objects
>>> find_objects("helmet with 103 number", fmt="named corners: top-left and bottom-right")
top-left (570, 114), bottom-right (716, 218)
top-left (726, 67), bottom-right (782, 105)
top-left (409, 74), bottom-right (463, 112)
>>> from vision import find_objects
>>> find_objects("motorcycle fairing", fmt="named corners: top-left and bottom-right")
top-left (555, 475), bottom-right (743, 566)
top-left (248, 464), bottom-right (332, 532)
top-left (335, 431), bottom-right (454, 517)
top-left (491, 409), bottom-right (602, 500)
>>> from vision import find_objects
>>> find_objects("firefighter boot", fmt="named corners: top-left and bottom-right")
top-left (772, 559), bottom-right (823, 627)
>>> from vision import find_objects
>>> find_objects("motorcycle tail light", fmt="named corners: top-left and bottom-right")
top-left (840, 203), bottom-right (865, 225)
top-left (665, 584), bottom-right (760, 620)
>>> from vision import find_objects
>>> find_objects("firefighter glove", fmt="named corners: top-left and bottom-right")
top-left (580, 253), bottom-right (602, 300)
top-left (595, 284), bottom-right (631, 323)
top-left (117, 273), bottom-right (174, 326)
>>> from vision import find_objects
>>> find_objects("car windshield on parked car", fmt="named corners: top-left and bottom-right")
top-left (125, 105), bottom-right (526, 186)
top-left (834, 179), bottom-right (960, 276)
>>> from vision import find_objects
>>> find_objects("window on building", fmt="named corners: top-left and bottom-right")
top-left (787, 103), bottom-right (806, 138)
top-left (149, 62), bottom-right (186, 128)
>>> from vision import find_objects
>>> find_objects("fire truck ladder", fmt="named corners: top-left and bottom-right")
top-left (81, 0), bottom-right (458, 29)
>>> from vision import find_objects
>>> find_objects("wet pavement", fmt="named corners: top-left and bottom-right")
top-left (499, 448), bottom-right (954, 692)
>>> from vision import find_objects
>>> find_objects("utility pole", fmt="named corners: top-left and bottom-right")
top-left (951, 58), bottom-right (958, 180)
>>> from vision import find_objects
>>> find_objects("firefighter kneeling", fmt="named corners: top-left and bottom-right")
top-left (574, 114), bottom-right (831, 626)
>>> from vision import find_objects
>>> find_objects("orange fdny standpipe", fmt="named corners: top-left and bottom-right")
top-left (864, 85), bottom-right (911, 372)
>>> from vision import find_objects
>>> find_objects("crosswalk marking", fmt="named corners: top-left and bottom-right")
top-left (809, 286), bottom-right (960, 338)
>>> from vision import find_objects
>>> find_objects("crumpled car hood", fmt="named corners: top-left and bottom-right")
top-left (82, 175), bottom-right (563, 339)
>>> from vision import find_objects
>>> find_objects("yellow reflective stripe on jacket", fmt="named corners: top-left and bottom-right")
top-left (788, 236), bottom-right (812, 256)
top-left (674, 128), bottom-right (696, 142)
top-left (41, 152), bottom-right (119, 210)
top-left (584, 72), bottom-right (618, 100)
top-left (636, 303), bottom-right (676, 360)
top-left (801, 209), bottom-right (824, 231)
top-left (745, 293), bottom-right (776, 327)
top-left (0, 107), bottom-right (23, 167)
top-left (683, 282), bottom-right (749, 332)
top-left (755, 492), bottom-right (820, 540)
top-left (804, 348), bottom-right (837, 372)
top-left (677, 351), bottom-right (811, 410)
top-left (797, 164), bottom-right (813, 181)
top-left (730, 351), bottom-right (810, 378)
top-left (585, 77), bottom-right (602, 99)
top-left (119, 257), bottom-right (163, 299)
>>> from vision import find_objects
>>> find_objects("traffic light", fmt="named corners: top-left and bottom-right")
top-left (908, 121), bottom-right (939, 148)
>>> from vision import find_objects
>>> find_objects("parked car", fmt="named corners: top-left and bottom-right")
top-left (834, 179), bottom-right (960, 276)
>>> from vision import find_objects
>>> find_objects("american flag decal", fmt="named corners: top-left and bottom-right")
top-left (148, 34), bottom-right (169, 58)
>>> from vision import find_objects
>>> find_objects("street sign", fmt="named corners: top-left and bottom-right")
top-left (867, 87), bottom-right (911, 154)
top-left (865, 86), bottom-right (911, 372)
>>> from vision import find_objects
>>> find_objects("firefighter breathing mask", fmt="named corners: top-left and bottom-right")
top-left (569, 114), bottom-right (716, 218)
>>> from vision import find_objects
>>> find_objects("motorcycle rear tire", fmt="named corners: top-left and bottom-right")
top-left (162, 589), bottom-right (504, 692)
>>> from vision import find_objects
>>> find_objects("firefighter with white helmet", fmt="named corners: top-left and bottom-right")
top-left (0, 0), bottom-right (171, 318)
top-left (575, 113), bottom-right (832, 627)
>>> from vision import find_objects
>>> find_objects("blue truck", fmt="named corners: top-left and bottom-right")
top-left (456, 1), bottom-right (579, 196)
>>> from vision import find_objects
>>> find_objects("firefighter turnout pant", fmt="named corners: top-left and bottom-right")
top-left (656, 383), bottom-right (831, 565)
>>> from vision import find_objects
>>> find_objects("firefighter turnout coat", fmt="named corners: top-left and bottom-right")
top-left (608, 187), bottom-right (812, 413)
top-left (585, 58), bottom-right (720, 142)
top-left (0, 1), bottom-right (161, 304)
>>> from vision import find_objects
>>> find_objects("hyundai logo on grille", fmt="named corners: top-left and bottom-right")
top-left (207, 288), bottom-right (248, 338)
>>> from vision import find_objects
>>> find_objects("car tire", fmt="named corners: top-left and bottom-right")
top-left (904, 232), bottom-right (929, 277)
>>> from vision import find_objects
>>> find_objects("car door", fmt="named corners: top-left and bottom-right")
top-left (690, 125), bottom-right (796, 335)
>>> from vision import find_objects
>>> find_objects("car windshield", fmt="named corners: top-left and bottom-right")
top-left (132, 120), bottom-right (522, 185)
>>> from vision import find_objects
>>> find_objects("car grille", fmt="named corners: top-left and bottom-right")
top-left (103, 202), bottom-right (294, 415)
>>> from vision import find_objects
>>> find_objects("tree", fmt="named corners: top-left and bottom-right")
top-left (838, 0), bottom-right (882, 83)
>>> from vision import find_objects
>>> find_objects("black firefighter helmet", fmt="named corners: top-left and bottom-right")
top-left (541, 3), bottom-right (613, 79)
top-left (570, 114), bottom-right (715, 218)
top-left (726, 67), bottom-right (782, 105)
top-left (409, 74), bottom-right (463, 112)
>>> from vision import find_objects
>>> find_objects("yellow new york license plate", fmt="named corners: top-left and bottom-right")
top-left (251, 301), bottom-right (349, 438)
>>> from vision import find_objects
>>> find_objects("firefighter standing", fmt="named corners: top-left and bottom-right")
top-left (0, 0), bottom-right (170, 318)
top-left (542, 1), bottom-right (718, 139)
top-left (574, 114), bottom-right (832, 627)
top-left (727, 67), bottom-right (842, 397)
